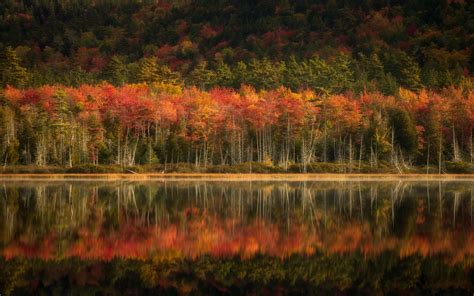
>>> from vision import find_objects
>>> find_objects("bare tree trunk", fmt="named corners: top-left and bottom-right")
top-left (426, 141), bottom-right (430, 174)
top-left (370, 140), bottom-right (374, 168)
top-left (453, 125), bottom-right (461, 161)
top-left (438, 133), bottom-right (442, 174)
top-left (349, 135), bottom-right (353, 173)
top-left (358, 134), bottom-right (363, 171)
top-left (117, 129), bottom-right (121, 166)
top-left (323, 122), bottom-right (327, 162)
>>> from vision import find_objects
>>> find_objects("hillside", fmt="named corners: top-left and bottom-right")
top-left (0, 0), bottom-right (472, 92)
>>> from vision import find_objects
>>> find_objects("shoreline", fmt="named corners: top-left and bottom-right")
top-left (1, 173), bottom-right (474, 181)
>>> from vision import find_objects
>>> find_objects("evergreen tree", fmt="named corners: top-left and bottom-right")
top-left (398, 52), bottom-right (422, 91)
top-left (51, 90), bottom-right (72, 165)
top-left (53, 90), bottom-right (71, 127)
top-left (63, 67), bottom-right (96, 87)
top-left (138, 57), bottom-right (181, 85)
top-left (384, 51), bottom-right (422, 91)
top-left (368, 111), bottom-right (392, 162)
top-left (104, 56), bottom-right (128, 86)
top-left (215, 60), bottom-right (235, 88)
top-left (138, 57), bottom-right (160, 83)
top-left (136, 139), bottom-right (159, 164)
top-left (379, 73), bottom-right (399, 96)
top-left (284, 56), bottom-right (305, 91)
top-left (188, 61), bottom-right (215, 89)
top-left (367, 53), bottom-right (384, 81)
top-left (246, 58), bottom-right (284, 90)
top-left (233, 61), bottom-right (248, 87)
top-left (126, 62), bottom-right (140, 84)
top-left (389, 108), bottom-right (418, 156)
top-left (330, 54), bottom-right (354, 93)
top-left (421, 66), bottom-right (439, 89)
top-left (0, 46), bottom-right (29, 88)
top-left (156, 63), bottom-right (181, 85)
top-left (307, 56), bottom-right (331, 95)
top-left (423, 110), bottom-right (443, 166)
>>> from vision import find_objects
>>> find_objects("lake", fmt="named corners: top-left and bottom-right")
top-left (1, 177), bottom-right (473, 294)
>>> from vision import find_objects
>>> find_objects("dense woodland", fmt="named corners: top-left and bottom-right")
top-left (0, 0), bottom-right (473, 170)
top-left (1, 83), bottom-right (473, 172)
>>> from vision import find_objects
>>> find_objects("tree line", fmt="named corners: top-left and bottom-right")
top-left (1, 82), bottom-right (473, 171)
top-left (1, 45), bottom-right (471, 95)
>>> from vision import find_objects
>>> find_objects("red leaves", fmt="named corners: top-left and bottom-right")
top-left (73, 47), bottom-right (107, 73)
top-left (325, 94), bottom-right (362, 132)
top-left (199, 24), bottom-right (220, 39)
top-left (261, 27), bottom-right (295, 47)
top-left (3, 83), bottom-right (472, 156)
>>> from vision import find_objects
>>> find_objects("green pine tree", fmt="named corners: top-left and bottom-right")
top-left (215, 60), bottom-right (235, 88)
top-left (53, 90), bottom-right (71, 127)
top-left (138, 57), bottom-right (181, 85)
top-left (52, 90), bottom-right (72, 165)
top-left (329, 53), bottom-right (354, 93)
top-left (188, 61), bottom-right (215, 89)
top-left (0, 46), bottom-right (29, 88)
top-left (233, 61), bottom-right (248, 88)
top-left (138, 57), bottom-right (160, 83)
top-left (398, 52), bottom-right (422, 91)
top-left (384, 51), bottom-right (422, 91)
top-left (367, 53), bottom-right (384, 81)
top-left (283, 56), bottom-right (305, 91)
top-left (307, 56), bottom-right (331, 95)
top-left (247, 58), bottom-right (284, 90)
top-left (421, 66), bottom-right (439, 89)
top-left (379, 73), bottom-right (399, 96)
top-left (389, 108), bottom-right (418, 156)
top-left (156, 64), bottom-right (181, 85)
top-left (104, 55), bottom-right (128, 86)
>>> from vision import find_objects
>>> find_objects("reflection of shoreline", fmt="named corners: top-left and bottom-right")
top-left (2, 252), bottom-right (472, 295)
top-left (1, 180), bottom-right (473, 264)
top-left (3, 217), bottom-right (474, 264)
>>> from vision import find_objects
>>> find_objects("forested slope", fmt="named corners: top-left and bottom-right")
top-left (0, 0), bottom-right (473, 171)
top-left (0, 0), bottom-right (472, 92)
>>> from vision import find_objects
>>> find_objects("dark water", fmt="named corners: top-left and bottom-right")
top-left (1, 178), bottom-right (473, 295)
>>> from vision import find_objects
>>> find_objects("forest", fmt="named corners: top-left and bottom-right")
top-left (0, 0), bottom-right (473, 172)
top-left (1, 83), bottom-right (473, 172)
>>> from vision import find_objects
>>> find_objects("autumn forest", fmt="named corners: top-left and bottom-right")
top-left (1, 1), bottom-right (474, 295)
top-left (0, 0), bottom-right (473, 172)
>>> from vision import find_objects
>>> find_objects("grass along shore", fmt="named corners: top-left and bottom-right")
top-left (1, 161), bottom-right (474, 175)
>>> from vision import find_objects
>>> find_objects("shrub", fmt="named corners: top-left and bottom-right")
top-left (444, 162), bottom-right (474, 174)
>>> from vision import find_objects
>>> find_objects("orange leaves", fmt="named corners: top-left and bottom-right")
top-left (3, 210), bottom-right (474, 263)
top-left (182, 87), bottom-right (221, 142)
top-left (3, 85), bottom-right (23, 104)
top-left (442, 87), bottom-right (474, 126)
top-left (72, 47), bottom-right (107, 73)
top-left (199, 24), bottom-right (221, 39)
top-left (237, 86), bottom-right (319, 132)
top-left (3, 83), bottom-right (472, 159)
top-left (398, 87), bottom-right (429, 114)
top-left (325, 94), bottom-right (362, 132)
top-left (327, 224), bottom-right (363, 254)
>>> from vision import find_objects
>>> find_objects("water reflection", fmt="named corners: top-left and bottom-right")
top-left (1, 180), bottom-right (473, 262)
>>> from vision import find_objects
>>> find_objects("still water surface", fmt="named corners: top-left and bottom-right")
top-left (1, 178), bottom-right (473, 294)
